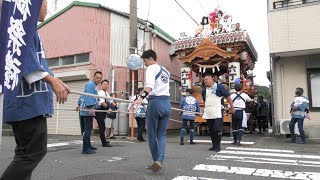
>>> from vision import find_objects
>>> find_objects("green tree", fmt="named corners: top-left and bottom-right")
top-left (254, 85), bottom-right (271, 101)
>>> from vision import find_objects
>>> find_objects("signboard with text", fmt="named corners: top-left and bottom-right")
top-left (228, 62), bottom-right (240, 93)
top-left (181, 67), bottom-right (192, 95)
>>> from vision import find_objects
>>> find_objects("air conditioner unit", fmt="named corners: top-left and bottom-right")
top-left (279, 118), bottom-right (299, 135)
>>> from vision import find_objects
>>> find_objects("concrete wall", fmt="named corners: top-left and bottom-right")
top-left (268, 1), bottom-right (320, 53)
top-left (273, 55), bottom-right (320, 138)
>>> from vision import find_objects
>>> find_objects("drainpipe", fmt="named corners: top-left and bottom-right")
top-left (270, 56), bottom-right (276, 133)
top-left (112, 68), bottom-right (115, 93)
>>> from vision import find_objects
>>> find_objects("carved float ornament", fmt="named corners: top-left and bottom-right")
top-left (178, 38), bottom-right (238, 63)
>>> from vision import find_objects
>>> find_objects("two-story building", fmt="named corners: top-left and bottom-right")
top-left (38, 1), bottom-right (183, 135)
top-left (268, 0), bottom-right (320, 138)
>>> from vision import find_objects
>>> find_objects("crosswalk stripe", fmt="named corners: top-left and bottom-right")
top-left (47, 140), bottom-right (134, 148)
top-left (172, 176), bottom-right (227, 180)
top-left (47, 140), bottom-right (83, 147)
top-left (193, 164), bottom-right (320, 180)
top-left (225, 147), bottom-right (295, 153)
top-left (191, 140), bottom-right (254, 145)
top-left (208, 155), bottom-right (320, 168)
top-left (219, 150), bottom-right (320, 160)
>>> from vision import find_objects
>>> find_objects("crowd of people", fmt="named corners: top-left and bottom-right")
top-left (0, 0), bottom-right (311, 178)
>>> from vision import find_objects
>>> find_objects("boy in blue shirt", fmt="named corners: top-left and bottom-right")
top-left (179, 89), bottom-right (200, 145)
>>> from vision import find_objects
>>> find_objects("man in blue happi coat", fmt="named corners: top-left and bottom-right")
top-left (179, 89), bottom-right (200, 145)
top-left (0, 0), bottom-right (69, 179)
top-left (77, 71), bottom-right (103, 154)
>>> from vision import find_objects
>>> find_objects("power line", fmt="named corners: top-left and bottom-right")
top-left (197, 0), bottom-right (208, 16)
top-left (174, 0), bottom-right (199, 26)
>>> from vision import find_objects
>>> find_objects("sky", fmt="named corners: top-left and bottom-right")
top-left (48, 0), bottom-right (270, 86)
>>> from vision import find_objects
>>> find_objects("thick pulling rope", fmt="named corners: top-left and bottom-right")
top-left (70, 90), bottom-right (203, 116)
top-left (54, 108), bottom-right (182, 124)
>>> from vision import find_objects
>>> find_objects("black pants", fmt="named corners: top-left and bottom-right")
top-left (95, 116), bottom-right (108, 145)
top-left (1, 116), bottom-right (47, 180)
top-left (135, 117), bottom-right (146, 140)
top-left (206, 118), bottom-right (223, 148)
top-left (232, 110), bottom-right (244, 142)
top-left (257, 116), bottom-right (267, 132)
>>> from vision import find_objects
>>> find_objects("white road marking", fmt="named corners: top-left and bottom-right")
top-left (47, 140), bottom-right (83, 148)
top-left (219, 150), bottom-right (320, 160)
top-left (209, 155), bottom-right (320, 167)
top-left (105, 157), bottom-right (126, 162)
top-left (193, 164), bottom-right (320, 180)
top-left (47, 140), bottom-right (133, 148)
top-left (225, 147), bottom-right (295, 153)
top-left (172, 176), bottom-right (227, 180)
top-left (191, 140), bottom-right (254, 145)
top-left (109, 140), bottom-right (134, 144)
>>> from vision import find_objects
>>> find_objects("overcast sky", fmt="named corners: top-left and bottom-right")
top-left (48, 0), bottom-right (270, 86)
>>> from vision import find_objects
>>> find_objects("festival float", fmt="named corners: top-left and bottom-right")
top-left (174, 7), bottom-right (257, 135)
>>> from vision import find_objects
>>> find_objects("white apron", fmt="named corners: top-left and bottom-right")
top-left (202, 92), bottom-right (222, 119)
top-left (242, 112), bottom-right (248, 128)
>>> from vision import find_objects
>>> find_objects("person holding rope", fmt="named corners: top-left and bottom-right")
top-left (128, 87), bottom-right (148, 142)
top-left (77, 71), bottom-right (102, 154)
top-left (1, 0), bottom-right (70, 179)
top-left (135, 50), bottom-right (171, 172)
top-left (95, 79), bottom-right (113, 147)
top-left (202, 73), bottom-right (235, 152)
top-left (105, 93), bottom-right (118, 139)
top-left (230, 83), bottom-right (252, 146)
top-left (179, 89), bottom-right (200, 145)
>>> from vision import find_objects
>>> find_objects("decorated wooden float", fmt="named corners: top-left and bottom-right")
top-left (174, 7), bottom-right (258, 134)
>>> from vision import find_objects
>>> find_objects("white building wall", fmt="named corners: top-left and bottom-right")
top-left (273, 56), bottom-right (320, 138)
top-left (268, 1), bottom-right (320, 53)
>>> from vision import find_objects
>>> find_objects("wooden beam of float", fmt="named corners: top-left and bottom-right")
top-left (178, 38), bottom-right (238, 63)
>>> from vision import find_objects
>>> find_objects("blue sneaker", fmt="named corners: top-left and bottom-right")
top-left (89, 146), bottom-right (97, 150)
top-left (297, 141), bottom-right (306, 144)
top-left (82, 149), bottom-right (96, 154)
top-left (287, 140), bottom-right (296, 143)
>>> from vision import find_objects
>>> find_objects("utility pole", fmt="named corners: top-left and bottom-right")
top-left (129, 0), bottom-right (138, 140)
top-left (129, 0), bottom-right (138, 96)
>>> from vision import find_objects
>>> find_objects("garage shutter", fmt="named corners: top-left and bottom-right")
top-left (48, 80), bottom-right (88, 135)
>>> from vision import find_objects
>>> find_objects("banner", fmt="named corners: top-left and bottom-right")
top-left (228, 62), bottom-right (240, 93)
top-left (181, 67), bottom-right (192, 95)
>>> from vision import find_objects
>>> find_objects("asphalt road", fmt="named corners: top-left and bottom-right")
top-left (1, 132), bottom-right (320, 180)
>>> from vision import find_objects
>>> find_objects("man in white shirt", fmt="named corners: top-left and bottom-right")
top-left (128, 87), bottom-right (148, 142)
top-left (135, 50), bottom-right (171, 172)
top-left (95, 79), bottom-right (113, 147)
top-left (230, 83), bottom-right (252, 146)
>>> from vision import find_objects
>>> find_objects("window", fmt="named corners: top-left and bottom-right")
top-left (307, 69), bottom-right (320, 110)
top-left (47, 53), bottom-right (90, 67)
top-left (273, 0), bottom-right (320, 9)
top-left (61, 56), bottom-right (74, 66)
top-left (76, 53), bottom-right (90, 64)
top-left (169, 80), bottom-right (181, 102)
top-left (47, 58), bottom-right (59, 67)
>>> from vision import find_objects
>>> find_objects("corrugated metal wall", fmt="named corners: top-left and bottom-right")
top-left (110, 13), bottom-right (130, 66)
